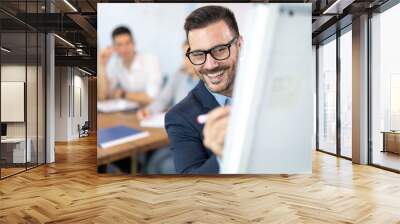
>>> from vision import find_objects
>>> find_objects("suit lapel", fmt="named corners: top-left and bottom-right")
top-left (191, 82), bottom-right (220, 137)
top-left (193, 81), bottom-right (220, 111)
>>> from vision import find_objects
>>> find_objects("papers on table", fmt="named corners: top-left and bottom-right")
top-left (140, 113), bottom-right (165, 128)
top-left (97, 99), bottom-right (139, 113)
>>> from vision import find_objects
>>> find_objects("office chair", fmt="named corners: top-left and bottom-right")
top-left (78, 121), bottom-right (90, 138)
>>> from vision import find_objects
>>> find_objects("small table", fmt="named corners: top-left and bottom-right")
top-left (381, 131), bottom-right (400, 154)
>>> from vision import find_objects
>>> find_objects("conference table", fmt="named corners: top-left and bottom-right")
top-left (97, 111), bottom-right (169, 173)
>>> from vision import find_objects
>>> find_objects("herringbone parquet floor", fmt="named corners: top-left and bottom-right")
top-left (1, 135), bottom-right (400, 224)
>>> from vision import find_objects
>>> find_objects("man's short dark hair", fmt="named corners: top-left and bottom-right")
top-left (112, 26), bottom-right (133, 40)
top-left (184, 5), bottom-right (239, 39)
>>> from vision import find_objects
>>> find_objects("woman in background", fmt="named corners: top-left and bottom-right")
top-left (136, 41), bottom-right (198, 119)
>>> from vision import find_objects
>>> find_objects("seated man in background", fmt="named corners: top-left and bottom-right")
top-left (136, 41), bottom-right (198, 120)
top-left (98, 26), bottom-right (162, 105)
top-left (136, 41), bottom-right (199, 174)
top-left (165, 6), bottom-right (243, 174)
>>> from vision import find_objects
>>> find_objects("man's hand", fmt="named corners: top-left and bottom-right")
top-left (202, 106), bottom-right (230, 157)
top-left (136, 107), bottom-right (151, 121)
top-left (112, 88), bottom-right (125, 99)
top-left (125, 92), bottom-right (153, 106)
top-left (99, 47), bottom-right (114, 67)
top-left (98, 47), bottom-right (114, 100)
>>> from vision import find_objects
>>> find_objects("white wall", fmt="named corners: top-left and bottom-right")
top-left (98, 3), bottom-right (252, 79)
top-left (54, 67), bottom-right (89, 141)
top-left (1, 66), bottom-right (26, 143)
top-left (55, 67), bottom-right (68, 141)
top-left (1, 65), bottom-right (35, 138)
top-left (71, 74), bottom-right (89, 138)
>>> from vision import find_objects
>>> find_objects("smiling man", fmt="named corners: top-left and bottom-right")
top-left (165, 5), bottom-right (243, 174)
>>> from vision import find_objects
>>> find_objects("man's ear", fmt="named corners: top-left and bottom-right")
top-left (237, 35), bottom-right (243, 49)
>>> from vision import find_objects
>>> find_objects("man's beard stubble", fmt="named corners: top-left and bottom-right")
top-left (197, 63), bottom-right (236, 97)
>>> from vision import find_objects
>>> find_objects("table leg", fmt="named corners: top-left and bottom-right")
top-left (97, 164), bottom-right (107, 173)
top-left (382, 133), bottom-right (386, 152)
top-left (131, 153), bottom-right (137, 174)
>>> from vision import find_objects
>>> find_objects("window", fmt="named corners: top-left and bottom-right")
top-left (318, 37), bottom-right (337, 154)
top-left (339, 29), bottom-right (352, 158)
top-left (371, 2), bottom-right (400, 171)
top-left (390, 74), bottom-right (400, 130)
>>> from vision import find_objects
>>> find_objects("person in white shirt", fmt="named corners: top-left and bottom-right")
top-left (98, 26), bottom-right (162, 105)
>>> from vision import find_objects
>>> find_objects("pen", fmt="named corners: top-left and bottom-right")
top-left (197, 114), bottom-right (208, 124)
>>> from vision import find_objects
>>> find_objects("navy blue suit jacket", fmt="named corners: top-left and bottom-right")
top-left (165, 81), bottom-right (220, 174)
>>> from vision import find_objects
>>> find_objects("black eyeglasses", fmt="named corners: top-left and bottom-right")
top-left (186, 36), bottom-right (238, 65)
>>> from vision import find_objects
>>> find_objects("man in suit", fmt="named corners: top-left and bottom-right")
top-left (165, 5), bottom-right (243, 174)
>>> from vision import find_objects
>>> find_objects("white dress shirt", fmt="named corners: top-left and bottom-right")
top-left (106, 53), bottom-right (162, 98)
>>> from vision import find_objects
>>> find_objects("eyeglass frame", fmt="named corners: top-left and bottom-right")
top-left (185, 36), bottom-right (239, 65)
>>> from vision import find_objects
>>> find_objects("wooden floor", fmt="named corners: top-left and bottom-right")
top-left (1, 135), bottom-right (400, 224)
top-left (1, 167), bottom-right (26, 178)
top-left (1, 164), bottom-right (45, 178)
top-left (373, 150), bottom-right (400, 171)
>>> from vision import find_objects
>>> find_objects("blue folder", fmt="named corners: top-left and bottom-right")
top-left (98, 125), bottom-right (149, 149)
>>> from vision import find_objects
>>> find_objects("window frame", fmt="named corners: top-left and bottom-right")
top-left (315, 24), bottom-right (352, 160)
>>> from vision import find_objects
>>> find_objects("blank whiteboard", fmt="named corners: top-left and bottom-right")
top-left (1, 82), bottom-right (25, 122)
top-left (221, 4), bottom-right (312, 174)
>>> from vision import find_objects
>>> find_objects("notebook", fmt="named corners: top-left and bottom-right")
top-left (97, 99), bottom-right (139, 113)
top-left (98, 125), bottom-right (149, 149)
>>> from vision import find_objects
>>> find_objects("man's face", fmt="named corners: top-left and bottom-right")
top-left (182, 43), bottom-right (194, 75)
top-left (113, 34), bottom-right (135, 62)
top-left (188, 20), bottom-right (241, 95)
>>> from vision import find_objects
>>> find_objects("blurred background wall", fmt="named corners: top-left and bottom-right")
top-left (97, 3), bottom-right (251, 79)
